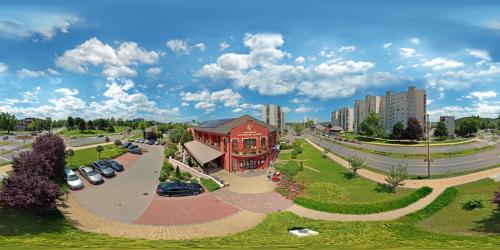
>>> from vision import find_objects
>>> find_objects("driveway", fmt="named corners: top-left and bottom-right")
top-left (71, 144), bottom-right (164, 223)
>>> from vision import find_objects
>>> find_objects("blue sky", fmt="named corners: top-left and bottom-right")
top-left (0, 0), bottom-right (499, 122)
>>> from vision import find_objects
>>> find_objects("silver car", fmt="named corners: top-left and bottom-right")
top-left (78, 166), bottom-right (104, 185)
top-left (63, 168), bottom-right (84, 189)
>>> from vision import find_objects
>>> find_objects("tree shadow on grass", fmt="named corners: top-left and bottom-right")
top-left (472, 208), bottom-right (500, 235)
top-left (0, 208), bottom-right (68, 236)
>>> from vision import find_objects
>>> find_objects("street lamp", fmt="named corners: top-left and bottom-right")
top-left (425, 113), bottom-right (432, 179)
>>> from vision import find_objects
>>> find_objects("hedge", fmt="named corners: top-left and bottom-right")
top-left (280, 143), bottom-right (293, 150)
top-left (294, 186), bottom-right (433, 214)
top-left (200, 178), bottom-right (220, 192)
top-left (401, 187), bottom-right (458, 222)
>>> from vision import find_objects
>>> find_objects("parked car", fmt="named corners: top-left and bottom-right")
top-left (121, 142), bottom-right (132, 148)
top-left (2, 136), bottom-right (8, 140)
top-left (135, 139), bottom-right (140, 143)
top-left (97, 134), bottom-right (104, 138)
top-left (129, 148), bottom-right (142, 154)
top-left (78, 166), bottom-right (104, 184)
top-left (154, 140), bottom-right (160, 145)
top-left (128, 144), bottom-right (138, 149)
top-left (63, 167), bottom-right (84, 190)
top-left (105, 159), bottom-right (124, 172)
top-left (147, 140), bottom-right (155, 145)
top-left (160, 140), bottom-right (166, 145)
top-left (92, 160), bottom-right (116, 178)
top-left (139, 139), bottom-right (145, 143)
top-left (156, 182), bottom-right (204, 197)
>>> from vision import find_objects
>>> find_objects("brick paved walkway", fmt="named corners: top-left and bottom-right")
top-left (133, 194), bottom-right (239, 225)
top-left (62, 195), bottom-right (265, 240)
top-left (212, 189), bottom-right (293, 214)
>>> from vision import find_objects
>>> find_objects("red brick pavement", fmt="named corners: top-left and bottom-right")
top-left (114, 153), bottom-right (142, 170)
top-left (212, 189), bottom-right (293, 214)
top-left (133, 194), bottom-right (240, 225)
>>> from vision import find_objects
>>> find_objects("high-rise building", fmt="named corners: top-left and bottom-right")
top-left (331, 107), bottom-right (353, 132)
top-left (439, 116), bottom-right (455, 137)
top-left (261, 104), bottom-right (285, 132)
top-left (354, 86), bottom-right (426, 135)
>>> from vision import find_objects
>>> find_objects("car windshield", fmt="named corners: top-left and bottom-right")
top-left (67, 175), bottom-right (79, 181)
top-left (88, 170), bottom-right (98, 176)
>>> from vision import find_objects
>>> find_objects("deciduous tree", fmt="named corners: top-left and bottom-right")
top-left (385, 163), bottom-right (408, 193)
top-left (96, 145), bottom-right (104, 159)
top-left (360, 112), bottom-right (385, 138)
top-left (404, 117), bottom-right (423, 141)
top-left (391, 121), bottom-right (405, 139)
top-left (433, 121), bottom-right (448, 138)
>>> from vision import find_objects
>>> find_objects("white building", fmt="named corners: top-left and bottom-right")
top-left (331, 107), bottom-right (353, 132)
top-left (439, 116), bottom-right (455, 137)
top-left (354, 86), bottom-right (427, 135)
top-left (261, 104), bottom-right (286, 132)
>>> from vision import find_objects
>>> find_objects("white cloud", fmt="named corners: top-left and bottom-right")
top-left (466, 49), bottom-right (491, 61)
top-left (399, 48), bottom-right (416, 58)
top-left (426, 99), bottom-right (433, 105)
top-left (55, 37), bottom-right (160, 79)
top-left (146, 67), bottom-right (162, 78)
top-left (428, 102), bottom-right (500, 120)
top-left (194, 43), bottom-right (206, 51)
top-left (421, 57), bottom-right (464, 70)
top-left (0, 12), bottom-right (79, 40)
top-left (466, 91), bottom-right (497, 101)
top-left (219, 41), bottom-right (229, 51)
top-left (17, 68), bottom-right (47, 78)
top-left (181, 102), bottom-right (189, 107)
top-left (410, 37), bottom-right (420, 44)
top-left (295, 106), bottom-right (313, 113)
top-left (55, 88), bottom-right (78, 96)
top-left (338, 46), bottom-right (356, 53)
top-left (166, 39), bottom-right (190, 55)
top-left (295, 56), bottom-right (305, 64)
top-left (181, 88), bottom-right (242, 113)
top-left (0, 62), bottom-right (8, 75)
top-left (383, 43), bottom-right (393, 49)
top-left (290, 98), bottom-right (310, 104)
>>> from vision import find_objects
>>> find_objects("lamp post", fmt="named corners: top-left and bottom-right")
top-left (426, 113), bottom-right (431, 179)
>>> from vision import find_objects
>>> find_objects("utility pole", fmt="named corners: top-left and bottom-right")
top-left (426, 113), bottom-right (431, 179)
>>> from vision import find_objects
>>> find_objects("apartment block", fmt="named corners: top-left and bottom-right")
top-left (439, 116), bottom-right (455, 137)
top-left (261, 104), bottom-right (285, 132)
top-left (331, 107), bottom-right (353, 132)
top-left (354, 86), bottom-right (427, 135)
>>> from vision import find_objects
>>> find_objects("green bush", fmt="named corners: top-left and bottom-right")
top-left (158, 161), bottom-right (173, 182)
top-left (181, 171), bottom-right (192, 181)
top-left (276, 160), bottom-right (303, 177)
top-left (295, 187), bottom-right (433, 214)
top-left (164, 147), bottom-right (177, 158)
top-left (200, 178), bottom-right (220, 192)
top-left (291, 150), bottom-right (297, 159)
top-left (280, 143), bottom-right (293, 150)
top-left (461, 195), bottom-right (485, 211)
top-left (402, 187), bottom-right (458, 222)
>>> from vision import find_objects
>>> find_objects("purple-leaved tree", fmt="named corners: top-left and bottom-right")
top-left (31, 132), bottom-right (66, 177)
top-left (494, 190), bottom-right (500, 207)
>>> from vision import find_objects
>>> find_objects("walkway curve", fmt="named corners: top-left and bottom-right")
top-left (62, 195), bottom-right (265, 240)
top-left (286, 138), bottom-right (500, 222)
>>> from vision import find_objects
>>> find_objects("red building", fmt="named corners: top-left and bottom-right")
top-left (184, 115), bottom-right (278, 173)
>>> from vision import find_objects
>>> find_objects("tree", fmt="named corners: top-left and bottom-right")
top-left (293, 124), bottom-right (304, 135)
top-left (433, 121), bottom-right (448, 138)
top-left (96, 145), bottom-right (104, 159)
top-left (179, 130), bottom-right (194, 145)
top-left (75, 117), bottom-right (87, 131)
top-left (360, 112), bottom-right (385, 138)
top-left (87, 120), bottom-right (95, 130)
top-left (169, 126), bottom-right (185, 143)
top-left (114, 139), bottom-right (122, 147)
top-left (175, 166), bottom-right (181, 178)
top-left (456, 116), bottom-right (480, 137)
top-left (139, 121), bottom-right (149, 138)
top-left (0, 112), bottom-right (16, 134)
top-left (347, 155), bottom-right (365, 176)
top-left (104, 136), bottom-right (110, 143)
top-left (65, 149), bottom-right (75, 166)
top-left (404, 117), bottom-right (423, 141)
top-left (494, 190), bottom-right (500, 207)
top-left (391, 121), bottom-right (405, 139)
top-left (31, 133), bottom-right (66, 177)
top-left (385, 163), bottom-right (408, 193)
top-left (67, 116), bottom-right (75, 130)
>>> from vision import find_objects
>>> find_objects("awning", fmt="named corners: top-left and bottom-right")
top-left (183, 140), bottom-right (224, 166)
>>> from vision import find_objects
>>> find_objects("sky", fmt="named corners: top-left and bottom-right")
top-left (0, 0), bottom-right (499, 123)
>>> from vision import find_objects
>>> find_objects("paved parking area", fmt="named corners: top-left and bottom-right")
top-left (71, 144), bottom-right (164, 223)
top-left (133, 193), bottom-right (239, 225)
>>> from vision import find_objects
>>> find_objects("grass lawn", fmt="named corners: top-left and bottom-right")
top-left (66, 145), bottom-right (127, 169)
top-left (279, 139), bottom-right (411, 204)
top-left (419, 179), bottom-right (500, 236)
top-left (0, 187), bottom-right (499, 248)
top-left (59, 126), bottom-right (129, 138)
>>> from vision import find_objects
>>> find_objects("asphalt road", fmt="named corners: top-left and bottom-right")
top-left (304, 133), bottom-right (500, 175)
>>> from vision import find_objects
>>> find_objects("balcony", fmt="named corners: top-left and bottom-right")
top-left (196, 139), bottom-right (221, 151)
top-left (232, 146), bottom-right (268, 157)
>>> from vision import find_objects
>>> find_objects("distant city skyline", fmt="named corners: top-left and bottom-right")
top-left (0, 0), bottom-right (499, 122)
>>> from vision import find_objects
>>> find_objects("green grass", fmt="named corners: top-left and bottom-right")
top-left (59, 126), bottom-right (129, 138)
top-left (66, 145), bottom-right (127, 169)
top-left (0, 162), bottom-right (12, 168)
top-left (419, 179), bottom-right (500, 236)
top-left (1, 186), bottom-right (500, 248)
top-left (281, 139), bottom-right (411, 204)
top-left (295, 187), bottom-right (433, 214)
top-left (200, 178), bottom-right (221, 192)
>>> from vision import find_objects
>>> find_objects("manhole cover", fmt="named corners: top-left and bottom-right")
top-left (117, 203), bottom-right (122, 206)
top-left (154, 171), bottom-right (158, 173)
top-left (143, 192), bottom-right (148, 196)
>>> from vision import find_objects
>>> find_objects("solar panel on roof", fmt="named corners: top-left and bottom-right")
top-left (198, 118), bottom-right (233, 128)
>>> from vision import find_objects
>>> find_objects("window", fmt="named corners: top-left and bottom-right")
top-left (232, 139), bottom-right (238, 151)
top-left (243, 138), bottom-right (256, 149)
top-left (260, 137), bottom-right (266, 147)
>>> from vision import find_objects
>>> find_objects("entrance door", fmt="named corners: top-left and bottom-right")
top-left (232, 159), bottom-right (238, 173)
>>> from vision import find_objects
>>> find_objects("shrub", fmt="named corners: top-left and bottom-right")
top-left (276, 161), bottom-right (302, 177)
top-left (293, 144), bottom-right (303, 154)
top-left (158, 162), bottom-right (173, 182)
top-left (385, 163), bottom-right (408, 193)
top-left (200, 178), bottom-right (220, 192)
top-left (461, 195), bottom-right (485, 211)
top-left (291, 150), bottom-right (297, 159)
top-left (181, 171), bottom-right (192, 180)
top-left (280, 143), bottom-right (293, 150)
top-left (114, 139), bottom-right (122, 147)
top-left (347, 155), bottom-right (365, 176)
top-left (295, 187), bottom-right (432, 214)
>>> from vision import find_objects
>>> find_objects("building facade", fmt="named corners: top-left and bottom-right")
top-left (186, 115), bottom-right (278, 173)
top-left (354, 86), bottom-right (426, 135)
top-left (439, 116), bottom-right (455, 137)
top-left (261, 104), bottom-right (285, 132)
top-left (331, 107), bottom-right (353, 132)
